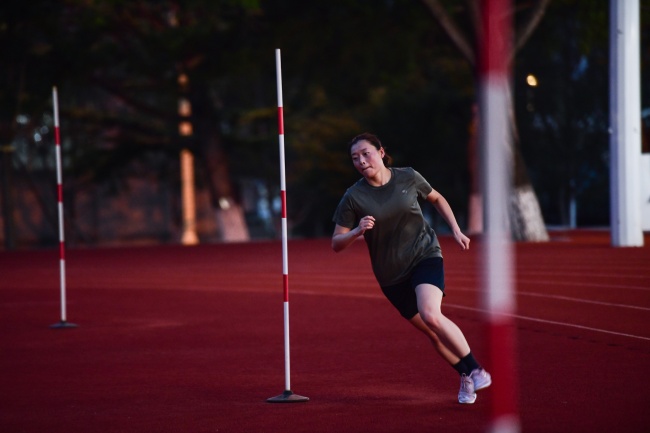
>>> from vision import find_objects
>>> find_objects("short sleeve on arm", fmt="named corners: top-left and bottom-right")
top-left (413, 169), bottom-right (433, 200)
top-left (332, 191), bottom-right (358, 229)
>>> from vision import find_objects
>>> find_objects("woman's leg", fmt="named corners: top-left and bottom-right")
top-left (414, 283), bottom-right (471, 359)
top-left (408, 313), bottom-right (460, 366)
top-left (414, 283), bottom-right (492, 402)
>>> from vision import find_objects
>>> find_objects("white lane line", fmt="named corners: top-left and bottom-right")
top-left (443, 304), bottom-right (650, 342)
top-left (517, 291), bottom-right (650, 311)
top-left (517, 279), bottom-right (650, 291)
top-left (516, 270), bottom-right (650, 280)
top-left (447, 276), bottom-right (650, 292)
top-left (287, 288), bottom-right (650, 342)
top-left (449, 287), bottom-right (650, 312)
top-left (222, 286), bottom-right (650, 342)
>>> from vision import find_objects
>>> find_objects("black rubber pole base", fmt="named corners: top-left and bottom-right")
top-left (267, 390), bottom-right (309, 403)
top-left (50, 321), bottom-right (78, 329)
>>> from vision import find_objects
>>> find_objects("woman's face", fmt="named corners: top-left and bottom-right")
top-left (350, 140), bottom-right (385, 178)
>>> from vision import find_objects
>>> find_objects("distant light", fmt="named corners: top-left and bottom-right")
top-left (178, 98), bottom-right (192, 116)
top-left (219, 197), bottom-right (231, 210)
top-left (526, 74), bottom-right (538, 87)
top-left (179, 121), bottom-right (193, 136)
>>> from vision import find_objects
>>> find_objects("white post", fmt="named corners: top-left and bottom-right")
top-left (609, 0), bottom-right (643, 247)
top-left (50, 86), bottom-right (77, 329)
top-left (267, 49), bottom-right (308, 403)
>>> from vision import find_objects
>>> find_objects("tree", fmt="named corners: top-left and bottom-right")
top-left (254, 0), bottom-right (476, 236)
top-left (421, 0), bottom-right (551, 241)
top-left (515, 1), bottom-right (608, 226)
top-left (3, 0), bottom-right (557, 245)
top-left (1, 0), bottom-right (267, 245)
top-left (71, 0), bottom-right (265, 242)
top-left (0, 1), bottom-right (74, 248)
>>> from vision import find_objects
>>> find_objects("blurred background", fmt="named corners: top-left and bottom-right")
top-left (1, 0), bottom-right (649, 249)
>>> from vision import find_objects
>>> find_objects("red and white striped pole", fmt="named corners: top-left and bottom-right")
top-left (267, 49), bottom-right (308, 403)
top-left (50, 86), bottom-right (77, 329)
top-left (478, 1), bottom-right (517, 432)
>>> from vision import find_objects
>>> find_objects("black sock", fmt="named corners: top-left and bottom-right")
top-left (460, 352), bottom-right (480, 373)
top-left (452, 360), bottom-right (470, 376)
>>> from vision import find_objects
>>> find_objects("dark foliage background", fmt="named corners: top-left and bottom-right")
top-left (1, 0), bottom-right (648, 244)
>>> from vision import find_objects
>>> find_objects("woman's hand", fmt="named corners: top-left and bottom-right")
top-left (453, 230), bottom-right (470, 250)
top-left (357, 215), bottom-right (376, 235)
top-left (332, 216), bottom-right (375, 252)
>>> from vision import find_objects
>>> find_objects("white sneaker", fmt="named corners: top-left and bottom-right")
top-left (470, 368), bottom-right (492, 391)
top-left (458, 373), bottom-right (476, 404)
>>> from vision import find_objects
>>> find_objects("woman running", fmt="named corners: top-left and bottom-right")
top-left (331, 132), bottom-right (491, 404)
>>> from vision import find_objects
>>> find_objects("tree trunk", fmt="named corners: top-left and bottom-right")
top-left (466, 97), bottom-right (549, 241)
top-left (189, 80), bottom-right (249, 243)
top-left (200, 137), bottom-right (249, 243)
top-left (1, 145), bottom-right (16, 249)
top-left (509, 184), bottom-right (549, 241)
top-left (509, 89), bottom-right (549, 241)
top-left (423, 0), bottom-right (551, 241)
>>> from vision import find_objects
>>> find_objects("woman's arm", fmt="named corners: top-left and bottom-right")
top-left (426, 189), bottom-right (470, 250)
top-left (331, 216), bottom-right (375, 252)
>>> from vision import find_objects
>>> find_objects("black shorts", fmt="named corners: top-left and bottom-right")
top-left (380, 257), bottom-right (445, 320)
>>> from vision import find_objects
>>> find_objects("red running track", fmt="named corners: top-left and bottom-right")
top-left (1, 230), bottom-right (649, 433)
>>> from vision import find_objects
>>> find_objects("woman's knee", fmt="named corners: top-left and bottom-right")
top-left (420, 308), bottom-right (444, 331)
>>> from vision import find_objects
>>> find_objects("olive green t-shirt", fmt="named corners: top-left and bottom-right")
top-left (332, 167), bottom-right (442, 286)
